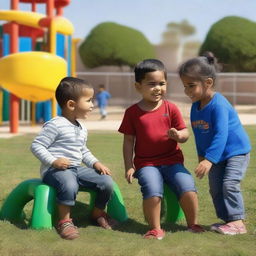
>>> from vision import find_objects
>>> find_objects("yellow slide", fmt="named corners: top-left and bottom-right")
top-left (0, 52), bottom-right (67, 102)
top-left (0, 10), bottom-right (73, 102)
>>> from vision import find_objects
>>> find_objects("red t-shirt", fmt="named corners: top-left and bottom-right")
top-left (118, 100), bottom-right (186, 170)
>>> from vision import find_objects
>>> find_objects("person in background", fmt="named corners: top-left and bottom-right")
top-left (96, 84), bottom-right (111, 119)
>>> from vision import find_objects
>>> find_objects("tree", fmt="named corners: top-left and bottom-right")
top-left (162, 19), bottom-right (196, 43)
top-left (161, 20), bottom-right (196, 64)
top-left (79, 22), bottom-right (155, 69)
top-left (199, 16), bottom-right (256, 72)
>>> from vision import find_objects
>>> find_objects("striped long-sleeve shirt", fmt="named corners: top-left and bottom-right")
top-left (31, 116), bottom-right (98, 177)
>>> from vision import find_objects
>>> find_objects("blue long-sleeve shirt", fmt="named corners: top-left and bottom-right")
top-left (191, 92), bottom-right (251, 164)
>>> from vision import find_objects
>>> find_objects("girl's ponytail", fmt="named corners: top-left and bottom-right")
top-left (201, 51), bottom-right (222, 72)
top-left (178, 51), bottom-right (221, 83)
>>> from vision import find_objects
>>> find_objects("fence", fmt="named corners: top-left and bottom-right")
top-left (2, 72), bottom-right (256, 124)
top-left (77, 72), bottom-right (256, 106)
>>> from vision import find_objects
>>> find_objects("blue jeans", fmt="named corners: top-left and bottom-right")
top-left (134, 164), bottom-right (197, 200)
top-left (99, 105), bottom-right (107, 117)
top-left (43, 166), bottom-right (114, 209)
top-left (208, 153), bottom-right (250, 222)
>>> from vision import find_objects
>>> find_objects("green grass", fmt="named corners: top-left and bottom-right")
top-left (0, 127), bottom-right (256, 256)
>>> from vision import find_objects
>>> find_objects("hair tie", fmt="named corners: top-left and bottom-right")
top-left (206, 56), bottom-right (214, 65)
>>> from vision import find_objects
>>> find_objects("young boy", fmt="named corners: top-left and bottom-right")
top-left (118, 59), bottom-right (204, 240)
top-left (96, 84), bottom-right (111, 119)
top-left (31, 77), bottom-right (114, 240)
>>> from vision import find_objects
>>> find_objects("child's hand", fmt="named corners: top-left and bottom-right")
top-left (167, 128), bottom-right (180, 141)
top-left (168, 128), bottom-right (189, 143)
top-left (94, 162), bottom-right (111, 175)
top-left (195, 159), bottom-right (212, 179)
top-left (52, 157), bottom-right (70, 170)
top-left (125, 168), bottom-right (135, 184)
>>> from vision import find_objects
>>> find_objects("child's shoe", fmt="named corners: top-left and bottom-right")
top-left (143, 229), bottom-right (165, 240)
top-left (214, 223), bottom-right (247, 235)
top-left (57, 219), bottom-right (79, 240)
top-left (187, 224), bottom-right (205, 233)
top-left (210, 223), bottom-right (224, 232)
top-left (94, 212), bottom-right (118, 230)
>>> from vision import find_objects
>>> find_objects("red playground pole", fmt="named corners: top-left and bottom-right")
top-left (10, 0), bottom-right (20, 133)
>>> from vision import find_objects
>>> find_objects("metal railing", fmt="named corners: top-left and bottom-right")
top-left (77, 72), bottom-right (256, 106)
top-left (2, 72), bottom-right (255, 124)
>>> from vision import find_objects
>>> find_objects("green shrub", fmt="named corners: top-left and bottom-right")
top-left (199, 16), bottom-right (256, 72)
top-left (79, 22), bottom-right (155, 68)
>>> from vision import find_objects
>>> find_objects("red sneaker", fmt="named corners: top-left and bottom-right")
top-left (187, 224), bottom-right (205, 233)
top-left (57, 219), bottom-right (79, 240)
top-left (143, 229), bottom-right (165, 240)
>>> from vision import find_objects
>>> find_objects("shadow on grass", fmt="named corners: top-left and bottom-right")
top-left (113, 217), bottom-right (210, 235)
top-left (3, 200), bottom-right (209, 235)
top-left (72, 201), bottom-right (149, 234)
top-left (71, 201), bottom-right (92, 228)
top-left (1, 200), bottom-right (92, 230)
top-left (7, 219), bottom-right (29, 230)
top-left (73, 201), bottom-right (210, 235)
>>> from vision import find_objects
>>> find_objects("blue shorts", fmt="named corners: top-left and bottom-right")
top-left (134, 164), bottom-right (196, 200)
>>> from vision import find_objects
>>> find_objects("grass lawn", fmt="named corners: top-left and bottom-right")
top-left (0, 127), bottom-right (255, 256)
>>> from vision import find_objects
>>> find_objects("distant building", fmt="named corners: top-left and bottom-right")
top-left (76, 39), bottom-right (201, 73)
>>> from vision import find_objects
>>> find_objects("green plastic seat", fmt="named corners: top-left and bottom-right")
top-left (0, 179), bottom-right (184, 229)
top-left (163, 184), bottom-right (184, 223)
top-left (0, 178), bottom-right (128, 229)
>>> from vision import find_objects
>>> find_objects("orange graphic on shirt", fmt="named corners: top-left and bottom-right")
top-left (192, 120), bottom-right (209, 130)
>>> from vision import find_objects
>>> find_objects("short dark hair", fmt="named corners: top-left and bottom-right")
top-left (178, 52), bottom-right (221, 82)
top-left (134, 59), bottom-right (167, 83)
top-left (55, 77), bottom-right (92, 108)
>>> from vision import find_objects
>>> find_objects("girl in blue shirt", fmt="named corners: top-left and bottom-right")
top-left (178, 52), bottom-right (251, 235)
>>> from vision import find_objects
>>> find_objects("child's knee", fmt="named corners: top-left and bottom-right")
top-left (223, 180), bottom-right (240, 193)
top-left (65, 182), bottom-right (79, 194)
top-left (56, 182), bottom-right (79, 206)
top-left (142, 188), bottom-right (163, 200)
top-left (143, 196), bottom-right (162, 203)
top-left (179, 190), bottom-right (197, 200)
top-left (99, 175), bottom-right (114, 193)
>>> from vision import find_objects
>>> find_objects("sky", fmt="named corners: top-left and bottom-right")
top-left (1, 0), bottom-right (256, 44)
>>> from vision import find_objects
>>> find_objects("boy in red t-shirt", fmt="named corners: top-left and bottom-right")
top-left (118, 59), bottom-right (204, 239)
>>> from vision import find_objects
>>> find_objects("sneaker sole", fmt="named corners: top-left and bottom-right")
top-left (144, 236), bottom-right (164, 240)
top-left (210, 226), bottom-right (221, 232)
top-left (61, 233), bottom-right (80, 240)
top-left (215, 228), bottom-right (247, 235)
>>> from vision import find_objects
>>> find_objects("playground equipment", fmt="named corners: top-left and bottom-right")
top-left (0, 52), bottom-right (67, 101)
top-left (163, 184), bottom-right (184, 223)
top-left (0, 179), bottom-right (184, 229)
top-left (0, 179), bottom-right (128, 229)
top-left (0, 0), bottom-right (76, 133)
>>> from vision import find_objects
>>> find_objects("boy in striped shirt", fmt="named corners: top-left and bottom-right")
top-left (31, 77), bottom-right (114, 240)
